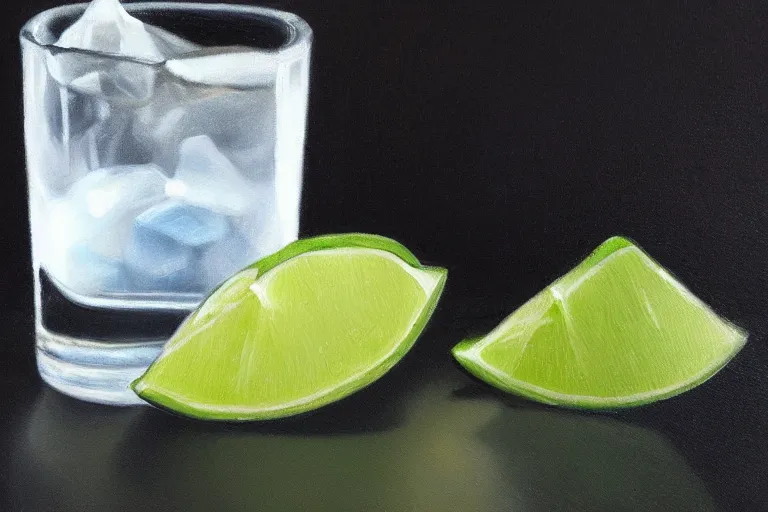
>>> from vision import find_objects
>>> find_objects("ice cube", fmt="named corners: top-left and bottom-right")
top-left (48, 0), bottom-right (199, 105)
top-left (40, 164), bottom-right (168, 284)
top-left (144, 24), bottom-right (202, 59)
top-left (132, 199), bottom-right (230, 248)
top-left (46, 51), bottom-right (159, 105)
top-left (168, 135), bottom-right (265, 216)
top-left (49, 93), bottom-right (150, 176)
top-left (46, 84), bottom-right (107, 143)
top-left (54, 0), bottom-right (197, 62)
top-left (136, 86), bottom-right (276, 179)
top-left (125, 200), bottom-right (230, 292)
top-left (47, 87), bottom-right (148, 177)
top-left (82, 111), bottom-right (152, 169)
top-left (125, 223), bottom-right (198, 291)
top-left (69, 164), bottom-right (167, 222)
top-left (165, 46), bottom-right (278, 88)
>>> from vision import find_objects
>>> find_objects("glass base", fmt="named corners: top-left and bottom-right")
top-left (36, 327), bottom-right (165, 406)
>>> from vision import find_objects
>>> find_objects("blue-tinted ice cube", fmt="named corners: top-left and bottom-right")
top-left (134, 200), bottom-right (230, 248)
top-left (127, 225), bottom-right (193, 276)
top-left (67, 243), bottom-right (130, 294)
top-left (125, 200), bottom-right (230, 292)
top-left (126, 229), bottom-right (198, 292)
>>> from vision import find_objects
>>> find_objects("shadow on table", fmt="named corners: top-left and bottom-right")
top-left (463, 397), bottom-right (718, 512)
top-left (110, 377), bottom-right (718, 511)
top-left (7, 294), bottom-right (755, 511)
top-left (106, 368), bottom-right (508, 511)
top-left (6, 387), bottom-right (146, 512)
top-left (8, 374), bottom-right (428, 512)
top-left (615, 326), bottom-right (768, 511)
top-left (8, 362), bottom-right (720, 512)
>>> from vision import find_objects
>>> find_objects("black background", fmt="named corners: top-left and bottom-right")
top-left (2, 1), bottom-right (768, 511)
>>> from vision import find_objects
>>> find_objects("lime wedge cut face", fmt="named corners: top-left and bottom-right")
top-left (132, 234), bottom-right (447, 421)
top-left (452, 236), bottom-right (747, 409)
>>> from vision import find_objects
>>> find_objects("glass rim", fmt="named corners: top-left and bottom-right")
top-left (20, 2), bottom-right (312, 65)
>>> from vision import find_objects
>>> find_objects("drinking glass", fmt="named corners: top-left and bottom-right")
top-left (20, 2), bottom-right (312, 404)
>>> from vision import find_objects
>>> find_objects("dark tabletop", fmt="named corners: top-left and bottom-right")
top-left (2, 1), bottom-right (768, 511)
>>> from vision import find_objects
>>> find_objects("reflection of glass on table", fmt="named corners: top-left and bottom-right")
top-left (20, 1), bottom-right (312, 405)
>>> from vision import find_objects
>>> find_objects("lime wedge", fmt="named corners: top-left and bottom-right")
top-left (132, 234), bottom-right (447, 420)
top-left (452, 236), bottom-right (747, 409)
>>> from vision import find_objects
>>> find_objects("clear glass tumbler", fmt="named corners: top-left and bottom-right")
top-left (21, 3), bottom-right (312, 405)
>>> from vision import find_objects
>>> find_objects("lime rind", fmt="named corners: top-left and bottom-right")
top-left (551, 235), bottom-right (634, 293)
top-left (578, 235), bottom-right (634, 270)
top-left (452, 237), bottom-right (748, 410)
top-left (248, 233), bottom-right (424, 275)
top-left (132, 235), bottom-right (447, 421)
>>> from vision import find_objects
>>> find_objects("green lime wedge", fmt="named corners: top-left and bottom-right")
top-left (452, 236), bottom-right (747, 409)
top-left (132, 234), bottom-right (447, 420)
